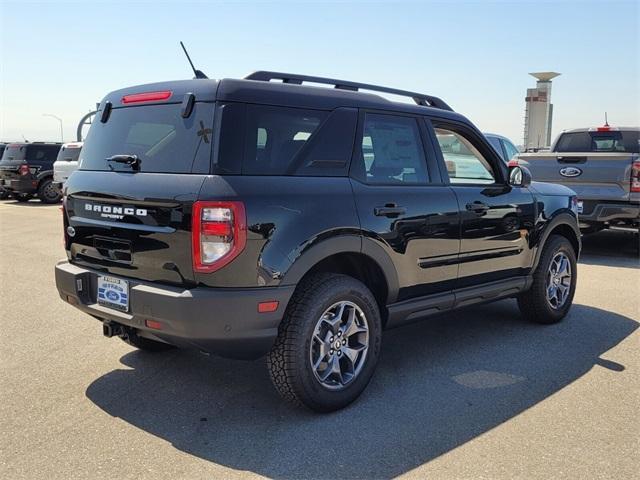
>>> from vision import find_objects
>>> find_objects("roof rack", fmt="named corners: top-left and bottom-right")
top-left (244, 71), bottom-right (453, 111)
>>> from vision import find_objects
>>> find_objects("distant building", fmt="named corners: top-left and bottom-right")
top-left (523, 72), bottom-right (560, 149)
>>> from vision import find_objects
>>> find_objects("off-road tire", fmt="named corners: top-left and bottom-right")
top-left (267, 273), bottom-right (382, 412)
top-left (518, 235), bottom-right (577, 324)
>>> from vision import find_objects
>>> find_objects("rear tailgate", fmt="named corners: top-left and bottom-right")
top-left (64, 90), bottom-right (215, 287)
top-left (517, 152), bottom-right (637, 201)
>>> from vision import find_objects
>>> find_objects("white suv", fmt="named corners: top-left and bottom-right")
top-left (53, 142), bottom-right (83, 189)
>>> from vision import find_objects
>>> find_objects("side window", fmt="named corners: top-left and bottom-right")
top-left (502, 140), bottom-right (519, 161)
top-left (355, 113), bottom-right (429, 185)
top-left (434, 128), bottom-right (495, 184)
top-left (243, 105), bottom-right (327, 175)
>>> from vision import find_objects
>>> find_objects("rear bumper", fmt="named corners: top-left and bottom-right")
top-left (2, 176), bottom-right (37, 194)
top-left (579, 202), bottom-right (640, 225)
top-left (55, 260), bottom-right (295, 359)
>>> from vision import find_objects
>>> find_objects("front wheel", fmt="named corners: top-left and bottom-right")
top-left (518, 235), bottom-right (577, 324)
top-left (267, 273), bottom-right (382, 412)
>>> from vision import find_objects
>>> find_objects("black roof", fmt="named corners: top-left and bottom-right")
top-left (99, 73), bottom-right (468, 123)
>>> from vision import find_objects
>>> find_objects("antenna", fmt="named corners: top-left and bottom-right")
top-left (180, 41), bottom-right (208, 79)
top-left (604, 112), bottom-right (609, 127)
top-left (21, 134), bottom-right (29, 143)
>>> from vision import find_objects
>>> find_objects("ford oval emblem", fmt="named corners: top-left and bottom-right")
top-left (559, 166), bottom-right (582, 177)
top-left (66, 226), bottom-right (76, 237)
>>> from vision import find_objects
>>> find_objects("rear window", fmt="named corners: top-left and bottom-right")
top-left (79, 103), bottom-right (214, 173)
top-left (0, 144), bottom-right (60, 163)
top-left (56, 145), bottom-right (82, 163)
top-left (555, 131), bottom-right (640, 153)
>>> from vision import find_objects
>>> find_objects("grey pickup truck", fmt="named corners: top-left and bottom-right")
top-left (514, 126), bottom-right (640, 233)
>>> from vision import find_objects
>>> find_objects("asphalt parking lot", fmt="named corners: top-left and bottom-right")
top-left (0, 199), bottom-right (638, 480)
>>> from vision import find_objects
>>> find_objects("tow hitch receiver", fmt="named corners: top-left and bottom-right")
top-left (103, 321), bottom-right (125, 338)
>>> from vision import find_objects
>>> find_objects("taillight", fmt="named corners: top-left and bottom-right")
top-left (507, 159), bottom-right (519, 168)
top-left (631, 161), bottom-right (640, 193)
top-left (19, 164), bottom-right (30, 175)
top-left (192, 201), bottom-right (246, 273)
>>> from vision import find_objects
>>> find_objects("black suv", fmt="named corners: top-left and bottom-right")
top-left (55, 72), bottom-right (581, 412)
top-left (0, 142), bottom-right (63, 203)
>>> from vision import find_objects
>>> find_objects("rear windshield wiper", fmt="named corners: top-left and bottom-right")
top-left (106, 154), bottom-right (141, 171)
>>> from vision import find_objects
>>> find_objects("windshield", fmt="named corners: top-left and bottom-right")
top-left (555, 131), bottom-right (640, 153)
top-left (79, 103), bottom-right (214, 173)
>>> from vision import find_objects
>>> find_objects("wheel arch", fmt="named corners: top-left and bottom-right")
top-left (280, 235), bottom-right (399, 323)
top-left (533, 212), bottom-right (581, 270)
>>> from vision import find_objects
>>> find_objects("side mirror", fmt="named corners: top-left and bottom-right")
top-left (509, 165), bottom-right (532, 187)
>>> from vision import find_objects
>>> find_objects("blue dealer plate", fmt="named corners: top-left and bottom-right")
top-left (97, 276), bottom-right (129, 312)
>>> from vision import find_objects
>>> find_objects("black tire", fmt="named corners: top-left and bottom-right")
top-left (37, 178), bottom-right (62, 204)
top-left (0, 188), bottom-right (9, 200)
top-left (518, 235), bottom-right (577, 324)
top-left (267, 273), bottom-right (382, 412)
top-left (121, 331), bottom-right (175, 352)
top-left (12, 192), bottom-right (32, 202)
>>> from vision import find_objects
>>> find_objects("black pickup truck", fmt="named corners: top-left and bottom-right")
top-left (55, 72), bottom-right (581, 412)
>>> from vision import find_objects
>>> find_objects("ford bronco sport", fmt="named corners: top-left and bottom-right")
top-left (55, 72), bottom-right (581, 412)
top-left (0, 142), bottom-right (63, 203)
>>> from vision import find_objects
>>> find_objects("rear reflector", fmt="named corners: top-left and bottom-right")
top-left (121, 90), bottom-right (172, 104)
top-left (258, 301), bottom-right (279, 313)
top-left (145, 319), bottom-right (163, 330)
top-left (19, 164), bottom-right (30, 175)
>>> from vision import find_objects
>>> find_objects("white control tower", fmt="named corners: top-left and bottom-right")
top-left (523, 72), bottom-right (560, 149)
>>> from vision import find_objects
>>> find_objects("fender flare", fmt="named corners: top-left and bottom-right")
top-left (532, 211), bottom-right (581, 270)
top-left (280, 234), bottom-right (399, 304)
top-left (36, 169), bottom-right (54, 184)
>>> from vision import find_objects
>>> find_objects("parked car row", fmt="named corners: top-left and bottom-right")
top-left (0, 141), bottom-right (82, 203)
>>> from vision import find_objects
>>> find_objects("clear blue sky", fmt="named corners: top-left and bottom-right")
top-left (1, 0), bottom-right (638, 145)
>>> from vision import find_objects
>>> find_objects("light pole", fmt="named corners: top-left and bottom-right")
top-left (43, 113), bottom-right (64, 142)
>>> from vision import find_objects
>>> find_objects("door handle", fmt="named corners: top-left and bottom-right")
top-left (466, 202), bottom-right (490, 213)
top-left (374, 204), bottom-right (406, 217)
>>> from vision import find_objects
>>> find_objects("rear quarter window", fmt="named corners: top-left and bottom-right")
top-left (79, 103), bottom-right (214, 174)
top-left (216, 104), bottom-right (356, 177)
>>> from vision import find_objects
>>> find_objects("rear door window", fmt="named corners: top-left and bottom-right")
top-left (352, 113), bottom-right (430, 185)
top-left (79, 103), bottom-right (214, 173)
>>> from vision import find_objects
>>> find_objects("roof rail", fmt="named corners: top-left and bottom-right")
top-left (244, 71), bottom-right (453, 111)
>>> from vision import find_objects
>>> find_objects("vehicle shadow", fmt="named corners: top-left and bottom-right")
top-left (0, 199), bottom-right (59, 207)
top-left (85, 301), bottom-right (637, 479)
top-left (579, 229), bottom-right (639, 269)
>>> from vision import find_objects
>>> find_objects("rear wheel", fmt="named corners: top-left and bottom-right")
top-left (38, 178), bottom-right (62, 204)
top-left (267, 273), bottom-right (382, 412)
top-left (518, 235), bottom-right (577, 324)
top-left (12, 192), bottom-right (32, 202)
top-left (0, 189), bottom-right (9, 200)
